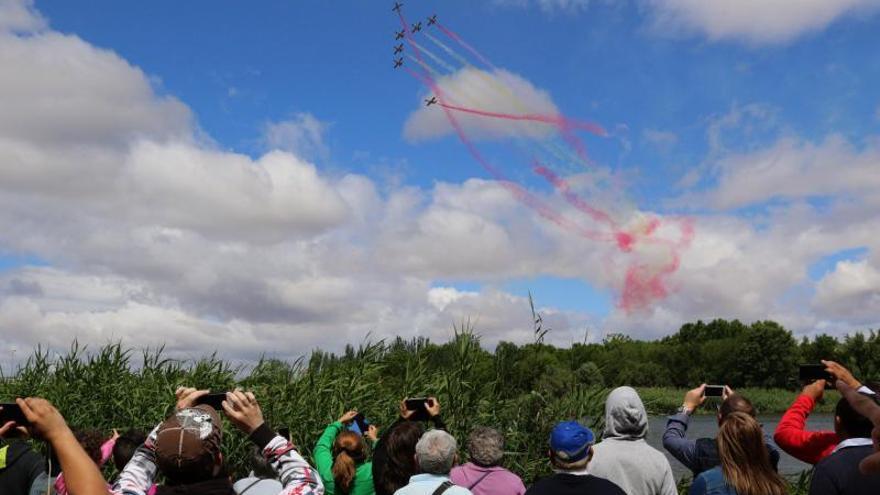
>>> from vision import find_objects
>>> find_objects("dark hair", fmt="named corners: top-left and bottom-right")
top-left (720, 394), bottom-right (756, 420)
top-left (836, 393), bottom-right (876, 439)
top-left (332, 431), bottom-right (368, 494)
top-left (249, 445), bottom-right (277, 479)
top-left (74, 429), bottom-right (105, 465)
top-left (113, 429), bottom-right (147, 472)
top-left (377, 421), bottom-right (424, 495)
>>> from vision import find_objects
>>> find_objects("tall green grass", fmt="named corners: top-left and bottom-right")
top-left (639, 387), bottom-right (839, 415)
top-left (0, 337), bottom-right (814, 494)
top-left (0, 336), bottom-right (606, 484)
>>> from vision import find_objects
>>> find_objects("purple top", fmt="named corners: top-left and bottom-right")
top-left (450, 463), bottom-right (526, 495)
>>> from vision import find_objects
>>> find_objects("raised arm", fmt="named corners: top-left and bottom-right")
top-left (773, 380), bottom-right (838, 465)
top-left (837, 380), bottom-right (880, 475)
top-left (19, 397), bottom-right (108, 495)
top-left (225, 390), bottom-right (324, 495)
top-left (662, 385), bottom-right (705, 472)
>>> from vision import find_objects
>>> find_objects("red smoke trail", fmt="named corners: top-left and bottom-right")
top-left (404, 10), bottom-right (695, 312)
top-left (400, 13), bottom-right (611, 243)
top-left (439, 102), bottom-right (607, 137)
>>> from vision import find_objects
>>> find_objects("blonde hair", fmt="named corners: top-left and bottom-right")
top-left (332, 431), bottom-right (367, 494)
top-left (717, 412), bottom-right (787, 495)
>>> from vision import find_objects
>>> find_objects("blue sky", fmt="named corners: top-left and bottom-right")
top-left (1, 0), bottom-right (879, 361)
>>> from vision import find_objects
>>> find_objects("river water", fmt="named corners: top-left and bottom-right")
top-left (644, 413), bottom-right (833, 479)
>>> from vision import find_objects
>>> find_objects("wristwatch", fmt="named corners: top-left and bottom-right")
top-left (676, 405), bottom-right (693, 416)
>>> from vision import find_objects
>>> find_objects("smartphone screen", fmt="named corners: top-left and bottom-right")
top-left (0, 403), bottom-right (30, 425)
top-left (354, 413), bottom-right (370, 433)
top-left (193, 393), bottom-right (227, 411)
top-left (704, 385), bottom-right (724, 397)
top-left (799, 364), bottom-right (833, 383)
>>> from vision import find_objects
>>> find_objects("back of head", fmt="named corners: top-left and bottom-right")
top-left (332, 431), bottom-right (367, 494)
top-left (549, 421), bottom-right (595, 472)
top-left (719, 394), bottom-right (756, 421)
top-left (836, 392), bottom-right (876, 439)
top-left (249, 445), bottom-right (277, 479)
top-left (379, 421), bottom-right (424, 494)
top-left (467, 427), bottom-right (504, 467)
top-left (416, 430), bottom-right (458, 475)
top-left (717, 412), bottom-right (786, 495)
top-left (603, 386), bottom-right (648, 440)
top-left (154, 406), bottom-right (223, 484)
top-left (113, 429), bottom-right (147, 472)
top-left (74, 429), bottom-right (105, 465)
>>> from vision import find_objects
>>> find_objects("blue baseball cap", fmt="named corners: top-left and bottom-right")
top-left (549, 421), bottom-right (595, 462)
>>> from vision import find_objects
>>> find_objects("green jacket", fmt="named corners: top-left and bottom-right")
top-left (314, 421), bottom-right (375, 495)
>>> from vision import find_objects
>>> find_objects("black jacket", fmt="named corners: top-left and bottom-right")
top-left (810, 444), bottom-right (880, 495)
top-left (0, 439), bottom-right (47, 495)
top-left (524, 473), bottom-right (626, 495)
top-left (156, 478), bottom-right (237, 495)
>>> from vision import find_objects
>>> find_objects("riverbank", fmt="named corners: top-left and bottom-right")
top-left (638, 387), bottom-right (839, 415)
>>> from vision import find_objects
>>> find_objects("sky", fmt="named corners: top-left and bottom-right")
top-left (1, 0), bottom-right (880, 366)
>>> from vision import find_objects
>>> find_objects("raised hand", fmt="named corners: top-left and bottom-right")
top-left (683, 384), bottom-right (707, 413)
top-left (338, 410), bottom-right (359, 424)
top-left (223, 389), bottom-right (265, 434)
top-left (175, 386), bottom-right (209, 411)
top-left (837, 381), bottom-right (880, 474)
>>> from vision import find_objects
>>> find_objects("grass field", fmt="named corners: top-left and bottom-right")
top-left (0, 341), bottom-right (817, 494)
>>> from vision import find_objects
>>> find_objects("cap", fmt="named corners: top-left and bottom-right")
top-left (549, 420), bottom-right (594, 462)
top-left (154, 405), bottom-right (222, 482)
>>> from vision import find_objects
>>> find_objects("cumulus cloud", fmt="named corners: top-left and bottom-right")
top-left (262, 113), bottom-right (330, 161)
top-left (814, 259), bottom-right (880, 321)
top-left (683, 134), bottom-right (880, 210)
top-left (0, 0), bottom-right (45, 33)
top-left (645, 0), bottom-right (880, 45)
top-left (403, 67), bottom-right (561, 142)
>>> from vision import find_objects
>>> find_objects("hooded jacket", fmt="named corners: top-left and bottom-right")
top-left (588, 387), bottom-right (678, 495)
top-left (0, 439), bottom-right (49, 495)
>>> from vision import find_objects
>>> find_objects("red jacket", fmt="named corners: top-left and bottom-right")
top-left (773, 394), bottom-right (839, 465)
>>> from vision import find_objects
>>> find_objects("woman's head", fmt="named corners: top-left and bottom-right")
top-left (467, 427), bottom-right (504, 467)
top-left (377, 421), bottom-right (424, 495)
top-left (332, 431), bottom-right (368, 494)
top-left (717, 412), bottom-right (786, 495)
top-left (74, 429), bottom-right (105, 465)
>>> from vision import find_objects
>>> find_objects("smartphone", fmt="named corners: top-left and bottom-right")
top-left (704, 385), bottom-right (724, 397)
top-left (278, 427), bottom-right (291, 441)
top-left (404, 397), bottom-right (431, 421)
top-left (348, 413), bottom-right (370, 435)
top-left (0, 403), bottom-right (30, 425)
top-left (193, 392), bottom-right (227, 411)
top-left (799, 364), bottom-right (834, 384)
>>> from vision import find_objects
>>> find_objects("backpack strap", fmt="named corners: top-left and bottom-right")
top-left (468, 471), bottom-right (493, 490)
top-left (238, 479), bottom-right (262, 495)
top-left (432, 481), bottom-right (455, 495)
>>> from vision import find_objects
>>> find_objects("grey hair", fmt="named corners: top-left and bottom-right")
top-left (415, 430), bottom-right (458, 475)
top-left (467, 426), bottom-right (504, 467)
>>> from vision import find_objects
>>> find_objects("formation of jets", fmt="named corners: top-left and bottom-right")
top-left (425, 97), bottom-right (437, 106)
top-left (390, 4), bottom-right (439, 77)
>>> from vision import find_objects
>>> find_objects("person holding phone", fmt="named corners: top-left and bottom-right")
top-left (774, 360), bottom-right (876, 464)
top-left (314, 409), bottom-right (378, 495)
top-left (662, 385), bottom-right (780, 476)
top-left (4, 398), bottom-right (110, 495)
top-left (0, 405), bottom-right (50, 495)
top-left (109, 387), bottom-right (325, 495)
top-left (372, 397), bottom-right (445, 495)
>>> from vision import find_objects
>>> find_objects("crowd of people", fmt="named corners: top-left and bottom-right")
top-left (2, 361), bottom-right (880, 495)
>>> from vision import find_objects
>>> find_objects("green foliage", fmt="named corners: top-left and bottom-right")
top-left (3, 317), bottom-right (877, 491)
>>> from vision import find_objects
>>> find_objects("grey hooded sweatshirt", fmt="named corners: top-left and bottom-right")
top-left (588, 387), bottom-right (677, 495)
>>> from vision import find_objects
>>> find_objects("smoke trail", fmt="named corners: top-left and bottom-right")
top-left (440, 102), bottom-right (607, 136)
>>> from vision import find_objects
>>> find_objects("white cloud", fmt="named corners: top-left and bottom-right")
top-left (403, 67), bottom-right (560, 142)
top-left (0, 0), bottom-right (45, 33)
top-left (686, 134), bottom-right (880, 210)
top-left (646, 0), bottom-right (880, 44)
top-left (813, 259), bottom-right (880, 321)
top-left (262, 113), bottom-right (330, 161)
